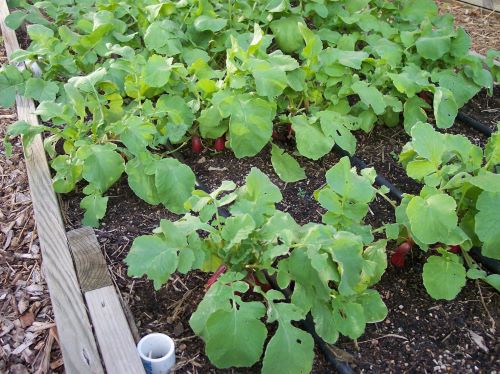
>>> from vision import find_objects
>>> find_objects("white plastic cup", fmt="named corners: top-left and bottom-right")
top-left (137, 333), bottom-right (176, 374)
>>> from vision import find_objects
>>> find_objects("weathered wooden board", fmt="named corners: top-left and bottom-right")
top-left (67, 227), bottom-right (145, 374)
top-left (0, 1), bottom-right (104, 373)
top-left (67, 228), bottom-right (113, 293)
top-left (459, 0), bottom-right (500, 12)
top-left (86, 286), bottom-right (145, 374)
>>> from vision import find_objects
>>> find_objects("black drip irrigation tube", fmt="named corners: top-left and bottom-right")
top-left (457, 111), bottom-right (494, 137)
top-left (171, 148), bottom-right (356, 374)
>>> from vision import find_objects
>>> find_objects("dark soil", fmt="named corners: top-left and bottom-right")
top-left (60, 85), bottom-right (500, 373)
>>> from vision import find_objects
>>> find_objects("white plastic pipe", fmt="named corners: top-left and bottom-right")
top-left (137, 333), bottom-right (176, 374)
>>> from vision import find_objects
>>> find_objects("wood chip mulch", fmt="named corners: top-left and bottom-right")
top-left (437, 0), bottom-right (500, 54)
top-left (0, 43), bottom-right (63, 373)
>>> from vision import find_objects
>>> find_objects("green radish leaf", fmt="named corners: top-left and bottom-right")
top-left (403, 96), bottom-right (429, 133)
top-left (406, 192), bottom-right (462, 245)
top-left (193, 15), bottom-right (227, 32)
top-left (231, 168), bottom-right (282, 226)
top-left (78, 145), bottom-right (125, 193)
top-left (270, 144), bottom-right (306, 182)
top-left (416, 33), bottom-right (451, 60)
top-left (319, 111), bottom-right (357, 155)
top-left (24, 78), bottom-right (59, 102)
top-left (125, 235), bottom-right (179, 290)
top-left (155, 158), bottom-right (195, 214)
top-left (0, 65), bottom-right (25, 107)
top-left (156, 95), bottom-right (194, 143)
top-left (262, 291), bottom-right (313, 374)
top-left (143, 54), bottom-right (172, 87)
top-left (269, 16), bottom-right (305, 53)
top-left (144, 20), bottom-right (182, 55)
top-left (351, 81), bottom-right (386, 115)
top-left (474, 191), bottom-right (500, 259)
top-left (5, 11), bottom-right (27, 30)
top-left (291, 115), bottom-right (334, 160)
top-left (221, 94), bottom-right (275, 158)
top-left (423, 254), bottom-right (466, 300)
top-left (221, 214), bottom-right (256, 248)
top-left (433, 87), bottom-right (458, 129)
top-left (80, 193), bottom-right (108, 228)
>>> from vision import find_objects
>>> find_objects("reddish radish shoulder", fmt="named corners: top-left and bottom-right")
top-left (191, 135), bottom-right (203, 154)
top-left (214, 136), bottom-right (225, 151)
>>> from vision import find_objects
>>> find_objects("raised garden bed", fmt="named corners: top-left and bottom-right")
top-left (1, 0), bottom-right (499, 373)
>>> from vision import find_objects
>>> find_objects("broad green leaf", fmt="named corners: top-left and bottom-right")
top-left (311, 300), bottom-right (339, 343)
top-left (351, 81), bottom-right (386, 115)
top-left (231, 168), bottom-right (282, 226)
top-left (249, 60), bottom-right (288, 98)
top-left (262, 291), bottom-right (313, 374)
top-left (205, 305), bottom-right (266, 368)
top-left (270, 144), bottom-right (306, 182)
top-left (325, 157), bottom-right (375, 203)
top-left (291, 115), bottom-right (334, 160)
top-left (433, 87), bottom-right (457, 129)
top-left (403, 96), bottom-right (429, 133)
top-left (331, 297), bottom-right (366, 339)
top-left (450, 28), bottom-right (472, 58)
top-left (269, 16), bottom-right (305, 53)
top-left (114, 116), bottom-right (157, 155)
top-left (475, 191), bottom-right (500, 259)
top-left (27, 24), bottom-right (53, 41)
top-left (416, 33), bottom-right (451, 60)
top-left (198, 107), bottom-right (226, 139)
top-left (125, 235), bottom-right (178, 289)
top-left (433, 70), bottom-right (480, 107)
top-left (320, 48), bottom-right (368, 69)
top-left (0, 65), bottom-right (24, 107)
top-left (5, 11), bottom-right (27, 30)
top-left (357, 290), bottom-right (387, 323)
top-left (423, 254), bottom-right (466, 300)
top-left (24, 78), bottom-right (59, 102)
top-left (319, 111), bottom-right (357, 155)
top-left (143, 55), bottom-right (172, 87)
top-left (469, 172), bottom-right (500, 192)
top-left (410, 122), bottom-right (445, 164)
top-left (328, 232), bottom-right (365, 295)
top-left (221, 214), bottom-right (256, 248)
top-left (156, 95), bottom-right (194, 143)
top-left (401, 0), bottom-right (437, 23)
top-left (78, 145), bottom-right (124, 193)
top-left (125, 158), bottom-right (161, 205)
top-left (221, 94), bottom-right (275, 158)
top-left (80, 193), bottom-right (108, 227)
top-left (406, 192), bottom-right (461, 245)
top-left (193, 15), bottom-right (227, 32)
top-left (144, 20), bottom-right (182, 55)
top-left (155, 158), bottom-right (195, 214)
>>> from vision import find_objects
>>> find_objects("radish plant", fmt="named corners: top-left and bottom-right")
top-left (389, 123), bottom-right (500, 299)
top-left (125, 165), bottom-right (388, 373)
top-left (2, 0), bottom-right (498, 227)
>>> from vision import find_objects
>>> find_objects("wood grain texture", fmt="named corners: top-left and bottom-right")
top-left (67, 227), bottom-right (113, 293)
top-left (85, 287), bottom-right (145, 374)
top-left (0, 2), bottom-right (104, 373)
top-left (458, 0), bottom-right (499, 11)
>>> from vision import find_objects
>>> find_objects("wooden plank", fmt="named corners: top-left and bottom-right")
top-left (85, 287), bottom-right (145, 374)
top-left (67, 228), bottom-right (145, 374)
top-left (0, 2), bottom-right (104, 373)
top-left (458, 0), bottom-right (500, 12)
top-left (67, 228), bottom-right (113, 293)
